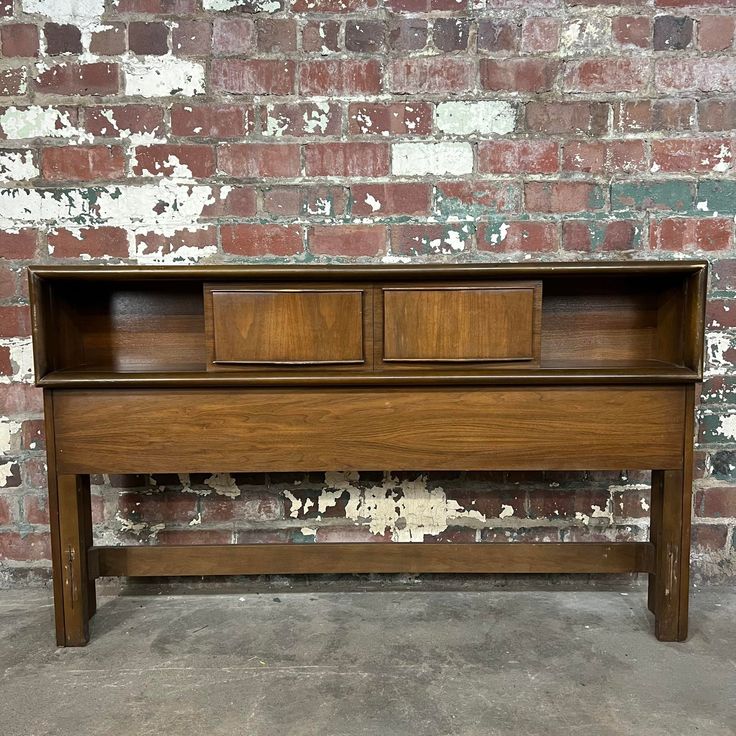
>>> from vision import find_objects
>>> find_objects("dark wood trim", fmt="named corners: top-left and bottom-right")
top-left (91, 542), bottom-right (655, 577)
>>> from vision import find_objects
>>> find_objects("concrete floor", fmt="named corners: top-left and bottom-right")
top-left (0, 587), bottom-right (734, 736)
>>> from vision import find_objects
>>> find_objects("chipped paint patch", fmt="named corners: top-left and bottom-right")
top-left (21, 0), bottom-right (106, 54)
top-left (123, 55), bottom-right (205, 98)
top-left (435, 101), bottom-right (516, 136)
top-left (0, 418), bottom-right (21, 455)
top-left (204, 0), bottom-right (281, 10)
top-left (0, 461), bottom-right (16, 488)
top-left (392, 142), bottom-right (473, 176)
top-left (0, 150), bottom-right (37, 183)
top-left (0, 106), bottom-right (93, 144)
top-left (204, 473), bottom-right (241, 498)
top-left (312, 472), bottom-right (486, 542)
top-left (0, 338), bottom-right (34, 384)
top-left (560, 17), bottom-right (610, 56)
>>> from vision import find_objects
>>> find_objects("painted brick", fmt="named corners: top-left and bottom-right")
top-left (171, 104), bottom-right (252, 138)
top-left (305, 142), bottom-right (389, 177)
top-left (697, 180), bottom-right (736, 214)
top-left (392, 142), bottom-right (473, 176)
top-left (348, 102), bottom-right (432, 136)
top-left (350, 182), bottom-right (431, 216)
top-left (48, 227), bottom-right (129, 259)
top-left (0, 68), bottom-right (27, 96)
top-left (36, 62), bottom-right (119, 96)
top-left (263, 102), bottom-right (340, 137)
top-left (525, 182), bottom-right (605, 213)
top-left (133, 144), bottom-right (216, 178)
top-left (479, 141), bottom-right (559, 174)
top-left (611, 181), bottom-right (694, 211)
top-left (300, 60), bottom-right (381, 95)
top-left (219, 143), bottom-right (300, 178)
top-left (221, 224), bottom-right (303, 256)
top-left (391, 223), bottom-right (474, 256)
top-left (390, 58), bottom-right (474, 93)
top-left (309, 225), bottom-right (386, 256)
top-left (41, 146), bottom-right (126, 181)
top-left (481, 58), bottom-right (560, 93)
top-left (436, 101), bottom-right (516, 136)
top-left (562, 220), bottom-right (643, 252)
top-left (1, 24), bottom-right (39, 57)
top-left (211, 59), bottom-right (295, 95)
top-left (435, 181), bottom-right (521, 216)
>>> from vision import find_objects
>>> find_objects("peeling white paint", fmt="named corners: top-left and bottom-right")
top-left (0, 418), bottom-right (21, 455)
top-left (435, 101), bottom-right (516, 136)
top-left (560, 17), bottom-right (610, 56)
top-left (303, 102), bottom-right (331, 135)
top-left (392, 142), bottom-right (473, 176)
top-left (300, 527), bottom-right (317, 537)
top-left (364, 194), bottom-right (381, 212)
top-left (123, 55), bottom-right (205, 98)
top-left (204, 0), bottom-right (281, 10)
top-left (706, 333), bottom-right (734, 376)
top-left (717, 414), bottom-right (736, 441)
top-left (204, 473), bottom-right (241, 498)
top-left (22, 0), bottom-right (105, 53)
top-left (499, 504), bottom-right (514, 519)
top-left (697, 200), bottom-right (709, 211)
top-left (0, 461), bottom-right (16, 488)
top-left (0, 338), bottom-right (34, 384)
top-left (304, 472), bottom-right (486, 543)
top-left (189, 512), bottom-right (202, 526)
top-left (0, 150), bottom-right (38, 183)
top-left (0, 106), bottom-right (93, 144)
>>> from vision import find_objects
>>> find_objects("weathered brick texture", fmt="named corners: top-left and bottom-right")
top-left (0, 0), bottom-right (735, 584)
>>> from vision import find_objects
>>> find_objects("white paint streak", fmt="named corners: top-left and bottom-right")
top-left (123, 55), bottom-right (205, 98)
top-left (0, 106), bottom-right (93, 143)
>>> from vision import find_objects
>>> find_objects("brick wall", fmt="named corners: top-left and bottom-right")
top-left (1, 0), bottom-right (735, 586)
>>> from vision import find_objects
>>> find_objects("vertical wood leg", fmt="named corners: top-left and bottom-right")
top-left (78, 475), bottom-right (97, 618)
top-left (647, 470), bottom-right (664, 615)
top-left (651, 386), bottom-right (695, 642)
top-left (57, 474), bottom-right (91, 646)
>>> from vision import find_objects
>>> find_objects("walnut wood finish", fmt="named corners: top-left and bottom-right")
top-left (28, 262), bottom-right (706, 646)
top-left (381, 282), bottom-right (541, 365)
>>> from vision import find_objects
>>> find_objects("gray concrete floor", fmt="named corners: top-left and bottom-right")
top-left (0, 587), bottom-right (734, 736)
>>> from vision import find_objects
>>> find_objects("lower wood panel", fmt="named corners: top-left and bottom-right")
top-left (91, 542), bottom-right (655, 577)
top-left (53, 386), bottom-right (685, 473)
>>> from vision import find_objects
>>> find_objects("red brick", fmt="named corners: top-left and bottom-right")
top-left (85, 105), bottom-right (164, 137)
top-left (302, 21), bottom-right (339, 53)
top-left (0, 496), bottom-right (11, 525)
top-left (128, 21), bottom-right (168, 55)
top-left (21, 419), bottom-right (45, 451)
top-left (1, 24), bottom-right (39, 57)
top-left (0, 68), bottom-right (27, 96)
top-left (348, 102), bottom-right (432, 136)
top-left (211, 59), bottom-right (295, 95)
top-left (696, 487), bottom-right (736, 517)
top-left (262, 102), bottom-right (341, 137)
top-left (44, 23), bottom-right (82, 55)
top-left (390, 224), bottom-right (472, 256)
top-left (652, 137), bottom-right (732, 173)
top-left (135, 227), bottom-right (217, 259)
top-left (698, 15), bottom-right (735, 52)
top-left (49, 227), bottom-right (129, 259)
top-left (563, 140), bottom-right (646, 174)
top-left (612, 16), bottom-right (651, 48)
top-left (218, 143), bottom-right (300, 178)
top-left (300, 60), bottom-right (381, 95)
top-left (390, 58), bottom-right (474, 93)
top-left (562, 141), bottom-right (605, 173)
top-left (133, 144), bottom-right (215, 178)
top-left (0, 0), bottom-right (11, 17)
top-left (0, 305), bottom-right (30, 338)
top-left (479, 140), bottom-right (558, 174)
top-left (23, 495), bottom-right (49, 525)
top-left (292, 0), bottom-right (373, 10)
top-left (657, 58), bottom-right (736, 92)
top-left (388, 17), bottom-right (428, 51)
top-left (171, 104), bottom-right (252, 138)
top-left (706, 298), bottom-right (736, 328)
top-left (304, 142), bottom-right (389, 177)
top-left (303, 185), bottom-right (347, 217)
top-left (0, 532), bottom-right (50, 560)
top-left (650, 218), bottom-right (732, 251)
top-left (212, 17), bottom-right (256, 55)
top-left (261, 186), bottom-right (302, 216)
top-left (0, 383), bottom-right (43, 414)
top-left (481, 58), bottom-right (560, 93)
top-left (115, 0), bottom-right (196, 10)
top-left (526, 101), bottom-right (610, 135)
top-left (0, 268), bottom-right (15, 299)
top-left (118, 491), bottom-right (197, 524)
top-left (432, 18), bottom-right (470, 51)
top-left (521, 17), bottom-right (560, 52)
top-left (41, 145), bottom-right (126, 181)
top-left (309, 225), bottom-right (386, 256)
top-left (350, 183), bottom-right (431, 216)
top-left (698, 99), bottom-right (736, 131)
top-left (172, 20), bottom-right (211, 56)
top-left (221, 224), bottom-right (303, 256)
top-left (257, 19), bottom-right (297, 52)
top-left (525, 182), bottom-right (605, 213)
top-left (563, 220), bottom-right (642, 252)
top-left (36, 62), bottom-right (118, 96)
top-left (346, 19), bottom-right (386, 52)
top-left (691, 524), bottom-right (728, 551)
top-left (0, 229), bottom-right (37, 259)
top-left (614, 99), bottom-right (695, 133)
top-left (477, 221), bottom-right (559, 253)
top-left (435, 181), bottom-right (521, 214)
top-left (478, 19), bottom-right (520, 52)
top-left (201, 185), bottom-right (257, 218)
top-left (565, 58), bottom-right (649, 93)
top-left (90, 24), bottom-right (126, 55)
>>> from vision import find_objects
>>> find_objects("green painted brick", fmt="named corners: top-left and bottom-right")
top-left (699, 410), bottom-right (736, 445)
top-left (697, 180), bottom-right (736, 215)
top-left (611, 181), bottom-right (694, 212)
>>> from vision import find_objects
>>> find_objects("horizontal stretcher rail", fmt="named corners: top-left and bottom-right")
top-left (89, 542), bottom-right (655, 578)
